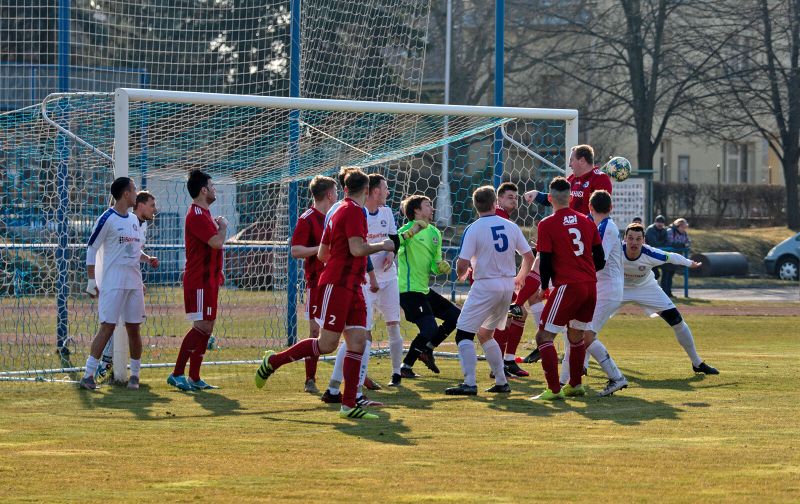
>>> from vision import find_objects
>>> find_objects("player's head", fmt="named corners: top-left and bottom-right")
top-left (402, 195), bottom-right (433, 222)
top-left (624, 223), bottom-right (645, 254)
top-left (367, 173), bottom-right (389, 206)
top-left (496, 181), bottom-right (518, 214)
top-left (134, 191), bottom-right (157, 222)
top-left (588, 189), bottom-right (612, 216)
top-left (187, 169), bottom-right (216, 204)
top-left (337, 166), bottom-right (359, 194)
top-left (547, 177), bottom-right (571, 209)
top-left (569, 144), bottom-right (595, 176)
top-left (110, 176), bottom-right (137, 208)
top-left (344, 169), bottom-right (369, 202)
top-left (309, 175), bottom-right (337, 204)
top-left (472, 185), bottom-right (497, 214)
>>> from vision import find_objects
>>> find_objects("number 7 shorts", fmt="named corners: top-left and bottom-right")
top-left (314, 284), bottom-right (367, 333)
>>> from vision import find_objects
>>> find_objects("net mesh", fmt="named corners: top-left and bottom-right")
top-left (0, 92), bottom-right (569, 379)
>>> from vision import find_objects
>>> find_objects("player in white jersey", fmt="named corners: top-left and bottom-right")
top-left (445, 185), bottom-right (534, 396)
top-left (320, 167), bottom-right (384, 407)
top-left (95, 191), bottom-right (160, 382)
top-left (558, 190), bottom-right (629, 396)
top-left (79, 178), bottom-right (160, 390)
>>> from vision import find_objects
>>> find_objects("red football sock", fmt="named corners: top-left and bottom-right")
top-left (188, 332), bottom-right (211, 381)
top-left (494, 326), bottom-right (509, 355)
top-left (505, 319), bottom-right (525, 356)
top-left (270, 338), bottom-right (320, 370)
top-left (305, 355), bottom-right (319, 381)
top-left (516, 274), bottom-right (541, 306)
top-left (538, 341), bottom-right (561, 393)
top-left (173, 327), bottom-right (205, 377)
top-left (568, 340), bottom-right (586, 387)
top-left (342, 350), bottom-right (363, 408)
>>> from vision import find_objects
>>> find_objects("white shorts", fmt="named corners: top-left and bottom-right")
top-left (365, 277), bottom-right (401, 329)
top-left (98, 288), bottom-right (145, 324)
top-left (362, 284), bottom-right (374, 330)
top-left (456, 279), bottom-right (514, 333)
top-left (623, 281), bottom-right (675, 314)
top-left (527, 301), bottom-right (545, 328)
top-left (589, 297), bottom-right (623, 334)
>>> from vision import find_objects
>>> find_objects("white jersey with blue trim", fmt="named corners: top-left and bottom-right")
top-left (596, 217), bottom-right (623, 300)
top-left (366, 205), bottom-right (397, 283)
top-left (87, 209), bottom-right (145, 290)
top-left (459, 215), bottom-right (531, 282)
top-left (622, 243), bottom-right (693, 288)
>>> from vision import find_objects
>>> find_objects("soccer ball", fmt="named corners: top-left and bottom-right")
top-left (604, 156), bottom-right (632, 182)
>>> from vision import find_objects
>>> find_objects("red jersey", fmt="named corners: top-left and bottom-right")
top-left (184, 204), bottom-right (223, 287)
top-left (292, 207), bottom-right (326, 287)
top-left (495, 206), bottom-right (511, 219)
top-left (536, 207), bottom-right (600, 286)
top-left (568, 168), bottom-right (612, 215)
top-left (318, 198), bottom-right (368, 290)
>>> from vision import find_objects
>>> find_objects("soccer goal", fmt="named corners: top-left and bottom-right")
top-left (0, 88), bottom-right (577, 382)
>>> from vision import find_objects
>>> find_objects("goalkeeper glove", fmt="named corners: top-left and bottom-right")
top-left (436, 260), bottom-right (452, 275)
top-left (402, 219), bottom-right (429, 240)
top-left (86, 278), bottom-right (98, 297)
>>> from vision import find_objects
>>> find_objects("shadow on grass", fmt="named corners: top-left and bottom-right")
top-left (192, 390), bottom-right (247, 417)
top-left (260, 408), bottom-right (415, 446)
top-left (74, 382), bottom-right (171, 420)
top-left (621, 370), bottom-right (737, 392)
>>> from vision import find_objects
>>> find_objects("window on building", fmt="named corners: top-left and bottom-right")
top-left (678, 155), bottom-right (690, 183)
top-left (724, 142), bottom-right (753, 184)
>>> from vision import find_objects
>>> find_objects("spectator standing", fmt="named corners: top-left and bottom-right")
top-left (662, 218), bottom-right (691, 297)
top-left (645, 215), bottom-right (669, 284)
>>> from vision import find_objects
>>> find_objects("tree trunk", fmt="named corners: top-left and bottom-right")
top-left (783, 152), bottom-right (800, 230)
top-left (636, 130), bottom-right (655, 175)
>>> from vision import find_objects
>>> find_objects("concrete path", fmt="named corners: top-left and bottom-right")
top-left (684, 287), bottom-right (799, 302)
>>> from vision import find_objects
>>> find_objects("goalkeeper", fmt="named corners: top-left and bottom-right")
top-left (392, 195), bottom-right (460, 386)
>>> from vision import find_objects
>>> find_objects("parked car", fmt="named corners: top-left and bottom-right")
top-left (763, 232), bottom-right (800, 281)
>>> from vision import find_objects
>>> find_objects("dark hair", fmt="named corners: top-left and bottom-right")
top-left (187, 169), bottom-right (211, 199)
top-left (549, 176), bottom-right (570, 193)
top-left (632, 216), bottom-right (643, 224)
top-left (368, 173), bottom-right (386, 193)
top-left (589, 189), bottom-right (612, 214)
top-left (497, 181), bottom-right (518, 196)
top-left (135, 190), bottom-right (155, 207)
top-left (110, 177), bottom-right (133, 200)
top-left (309, 175), bottom-right (336, 201)
top-left (401, 195), bottom-right (430, 221)
top-left (572, 144), bottom-right (595, 165)
top-left (337, 166), bottom-right (358, 188)
top-left (625, 223), bottom-right (645, 237)
top-left (473, 185), bottom-right (497, 213)
top-left (344, 169), bottom-right (369, 195)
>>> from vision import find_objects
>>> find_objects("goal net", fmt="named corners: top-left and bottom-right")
top-left (0, 89), bottom-right (577, 381)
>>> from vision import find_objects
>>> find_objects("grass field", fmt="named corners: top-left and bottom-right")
top-left (1, 304), bottom-right (799, 502)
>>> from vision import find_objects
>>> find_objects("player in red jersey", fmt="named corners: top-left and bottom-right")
top-left (530, 177), bottom-right (606, 401)
top-left (291, 175), bottom-right (338, 394)
top-left (255, 169), bottom-right (394, 420)
top-left (167, 170), bottom-right (228, 391)
top-left (523, 144), bottom-right (613, 216)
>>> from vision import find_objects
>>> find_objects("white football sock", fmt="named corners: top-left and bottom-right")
top-left (504, 353), bottom-right (516, 362)
top-left (559, 333), bottom-right (571, 385)
top-left (457, 339), bottom-right (478, 387)
top-left (388, 324), bottom-right (403, 375)
top-left (482, 339), bottom-right (507, 386)
top-left (358, 340), bottom-right (372, 388)
top-left (529, 302), bottom-right (544, 327)
top-left (84, 355), bottom-right (100, 380)
top-left (673, 321), bottom-right (702, 366)
top-left (328, 341), bottom-right (347, 394)
top-left (130, 358), bottom-right (141, 378)
top-left (586, 340), bottom-right (623, 381)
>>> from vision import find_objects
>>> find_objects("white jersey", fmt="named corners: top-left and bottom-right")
top-left (622, 243), bottom-right (693, 288)
top-left (366, 206), bottom-right (397, 283)
top-left (87, 208), bottom-right (145, 290)
top-left (595, 217), bottom-right (623, 301)
top-left (459, 215), bottom-right (531, 283)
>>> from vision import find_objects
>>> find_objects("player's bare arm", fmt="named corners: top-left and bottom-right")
top-left (207, 216), bottom-right (228, 249)
top-left (515, 251), bottom-right (535, 291)
top-left (317, 242), bottom-right (331, 263)
top-left (456, 257), bottom-right (471, 281)
top-left (140, 252), bottom-right (160, 269)
top-left (291, 244), bottom-right (319, 259)
top-left (347, 236), bottom-right (394, 257)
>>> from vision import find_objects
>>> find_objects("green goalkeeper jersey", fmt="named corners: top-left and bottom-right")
top-left (397, 220), bottom-right (443, 294)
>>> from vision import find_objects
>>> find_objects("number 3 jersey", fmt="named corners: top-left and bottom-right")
top-left (459, 215), bottom-right (530, 282)
top-left (536, 207), bottom-right (601, 286)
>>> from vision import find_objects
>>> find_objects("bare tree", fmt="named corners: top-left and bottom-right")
top-left (687, 0), bottom-right (800, 229)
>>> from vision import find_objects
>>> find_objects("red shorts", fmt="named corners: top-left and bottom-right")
top-left (315, 284), bottom-right (367, 333)
top-left (539, 282), bottom-right (596, 333)
top-left (184, 284), bottom-right (219, 321)
top-left (304, 286), bottom-right (322, 322)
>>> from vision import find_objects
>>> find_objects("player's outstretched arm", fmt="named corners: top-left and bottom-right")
top-left (291, 244), bottom-right (319, 259)
top-left (348, 237), bottom-right (394, 257)
top-left (523, 189), bottom-right (551, 207)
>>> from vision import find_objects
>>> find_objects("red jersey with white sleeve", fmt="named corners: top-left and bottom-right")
top-left (184, 204), bottom-right (223, 288)
top-left (568, 168), bottom-right (613, 215)
top-left (318, 198), bottom-right (368, 290)
top-left (292, 207), bottom-right (326, 287)
top-left (536, 207), bottom-right (601, 286)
